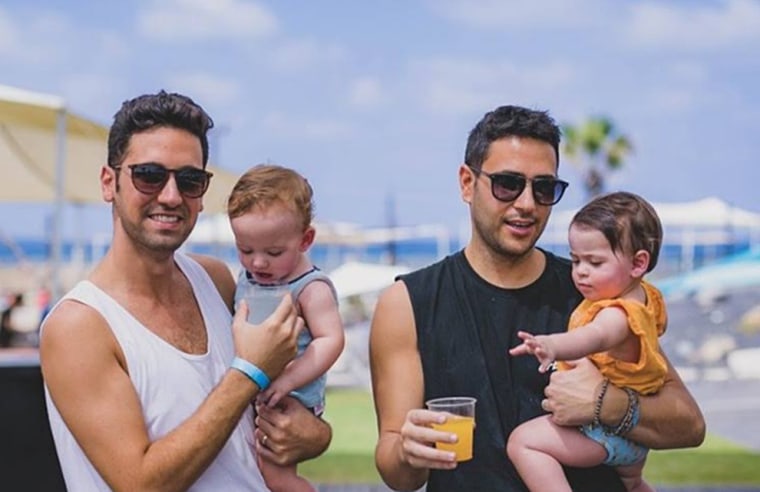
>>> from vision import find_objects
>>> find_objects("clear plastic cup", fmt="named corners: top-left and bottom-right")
top-left (243, 283), bottom-right (290, 324)
top-left (425, 396), bottom-right (476, 461)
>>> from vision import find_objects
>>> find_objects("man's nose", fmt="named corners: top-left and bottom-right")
top-left (156, 174), bottom-right (183, 206)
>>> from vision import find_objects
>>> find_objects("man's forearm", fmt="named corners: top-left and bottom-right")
top-left (376, 434), bottom-right (428, 491)
top-left (139, 369), bottom-right (258, 491)
top-left (292, 417), bottom-right (332, 462)
top-left (601, 380), bottom-right (705, 449)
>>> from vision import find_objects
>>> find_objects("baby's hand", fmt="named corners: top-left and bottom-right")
top-left (508, 331), bottom-right (556, 373)
top-left (257, 381), bottom-right (289, 409)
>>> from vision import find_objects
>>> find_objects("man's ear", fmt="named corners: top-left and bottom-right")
top-left (101, 165), bottom-right (116, 203)
top-left (631, 250), bottom-right (650, 278)
top-left (300, 226), bottom-right (316, 252)
top-left (460, 164), bottom-right (475, 204)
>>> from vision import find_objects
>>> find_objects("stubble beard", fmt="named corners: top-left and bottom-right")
top-left (473, 209), bottom-right (543, 262)
top-left (117, 204), bottom-right (193, 256)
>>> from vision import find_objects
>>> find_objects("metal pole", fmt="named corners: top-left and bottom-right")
top-left (51, 108), bottom-right (66, 301)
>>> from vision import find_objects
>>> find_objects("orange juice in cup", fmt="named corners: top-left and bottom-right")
top-left (425, 397), bottom-right (477, 462)
top-left (431, 414), bottom-right (475, 461)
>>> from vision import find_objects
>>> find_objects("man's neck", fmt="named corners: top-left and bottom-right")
top-left (90, 241), bottom-right (182, 302)
top-left (463, 243), bottom-right (546, 290)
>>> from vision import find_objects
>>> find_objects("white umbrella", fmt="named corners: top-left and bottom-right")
top-left (0, 84), bottom-right (104, 297)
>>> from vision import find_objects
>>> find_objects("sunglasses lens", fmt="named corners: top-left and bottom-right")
top-left (490, 174), bottom-right (526, 202)
top-left (129, 164), bottom-right (210, 198)
top-left (131, 164), bottom-right (168, 193)
top-left (533, 178), bottom-right (567, 205)
top-left (176, 168), bottom-right (211, 198)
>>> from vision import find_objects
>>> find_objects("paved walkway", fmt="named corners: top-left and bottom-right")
top-left (685, 378), bottom-right (760, 452)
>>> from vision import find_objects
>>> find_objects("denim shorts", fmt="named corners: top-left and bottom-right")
top-left (581, 424), bottom-right (648, 466)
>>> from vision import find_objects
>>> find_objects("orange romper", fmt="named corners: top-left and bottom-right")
top-left (559, 280), bottom-right (668, 395)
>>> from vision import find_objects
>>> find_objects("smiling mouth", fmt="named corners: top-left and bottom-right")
top-left (505, 218), bottom-right (536, 234)
top-left (150, 214), bottom-right (181, 223)
top-left (505, 215), bottom-right (535, 227)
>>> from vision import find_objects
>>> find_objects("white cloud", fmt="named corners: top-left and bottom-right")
top-left (626, 0), bottom-right (760, 50)
top-left (428, 0), bottom-right (608, 29)
top-left (0, 6), bottom-right (131, 120)
top-left (269, 38), bottom-right (346, 72)
top-left (60, 74), bottom-right (129, 121)
top-left (0, 6), bottom-right (129, 68)
top-left (642, 60), bottom-right (737, 113)
top-left (349, 77), bottom-right (387, 109)
top-left (0, 10), bottom-right (72, 64)
top-left (411, 57), bottom-right (577, 114)
top-left (652, 61), bottom-right (709, 111)
top-left (164, 73), bottom-right (242, 107)
top-left (648, 88), bottom-right (699, 113)
top-left (668, 61), bottom-right (709, 83)
top-left (138, 0), bottom-right (278, 42)
top-left (302, 119), bottom-right (352, 140)
top-left (0, 8), bottom-right (19, 54)
top-left (262, 111), bottom-right (352, 141)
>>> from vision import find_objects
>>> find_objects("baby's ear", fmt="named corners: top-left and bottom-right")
top-left (631, 249), bottom-right (650, 278)
top-left (300, 226), bottom-right (316, 251)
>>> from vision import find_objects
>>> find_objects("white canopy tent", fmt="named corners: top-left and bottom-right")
top-left (0, 84), bottom-right (240, 296)
top-left (328, 260), bottom-right (410, 299)
top-left (543, 197), bottom-right (760, 272)
top-left (546, 197), bottom-right (760, 237)
top-left (189, 214), bottom-right (451, 260)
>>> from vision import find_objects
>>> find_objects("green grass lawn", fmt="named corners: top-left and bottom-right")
top-left (301, 388), bottom-right (760, 486)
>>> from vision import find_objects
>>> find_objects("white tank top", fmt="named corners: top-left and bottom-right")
top-left (43, 253), bottom-right (269, 491)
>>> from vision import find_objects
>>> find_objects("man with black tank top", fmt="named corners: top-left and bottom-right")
top-left (369, 105), bottom-right (705, 491)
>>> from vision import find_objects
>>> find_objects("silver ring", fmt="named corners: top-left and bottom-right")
top-left (261, 434), bottom-right (268, 446)
top-left (541, 399), bottom-right (549, 411)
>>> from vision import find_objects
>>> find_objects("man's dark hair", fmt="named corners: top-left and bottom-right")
top-left (464, 105), bottom-right (560, 171)
top-left (107, 90), bottom-right (214, 168)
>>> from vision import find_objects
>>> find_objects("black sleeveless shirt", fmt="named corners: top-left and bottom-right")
top-left (400, 250), bottom-right (625, 492)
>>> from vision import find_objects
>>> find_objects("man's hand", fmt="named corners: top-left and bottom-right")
top-left (232, 297), bottom-right (301, 381)
top-left (543, 358), bottom-right (602, 426)
top-left (394, 408), bottom-right (459, 471)
top-left (254, 397), bottom-right (331, 466)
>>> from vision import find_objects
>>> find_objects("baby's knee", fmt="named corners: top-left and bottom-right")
top-left (506, 424), bottom-right (530, 458)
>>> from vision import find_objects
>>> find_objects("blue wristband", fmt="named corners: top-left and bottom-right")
top-left (231, 357), bottom-right (271, 391)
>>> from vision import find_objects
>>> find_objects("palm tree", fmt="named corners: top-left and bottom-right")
top-left (561, 116), bottom-right (633, 199)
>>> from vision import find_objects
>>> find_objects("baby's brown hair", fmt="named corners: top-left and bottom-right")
top-left (227, 164), bottom-right (314, 232)
top-left (571, 191), bottom-right (663, 273)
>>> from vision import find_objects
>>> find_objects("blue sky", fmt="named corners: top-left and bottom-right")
top-left (1, 0), bottom-right (759, 241)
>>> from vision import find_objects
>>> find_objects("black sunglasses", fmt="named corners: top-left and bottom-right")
top-left (468, 165), bottom-right (569, 206)
top-left (113, 163), bottom-right (213, 198)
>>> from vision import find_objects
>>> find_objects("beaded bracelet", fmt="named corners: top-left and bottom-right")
top-left (592, 378), bottom-right (610, 428)
top-left (612, 387), bottom-right (640, 436)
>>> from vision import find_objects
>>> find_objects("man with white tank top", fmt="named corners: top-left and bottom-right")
top-left (40, 91), bottom-right (331, 491)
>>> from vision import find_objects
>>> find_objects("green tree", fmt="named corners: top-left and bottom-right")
top-left (561, 116), bottom-right (633, 199)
